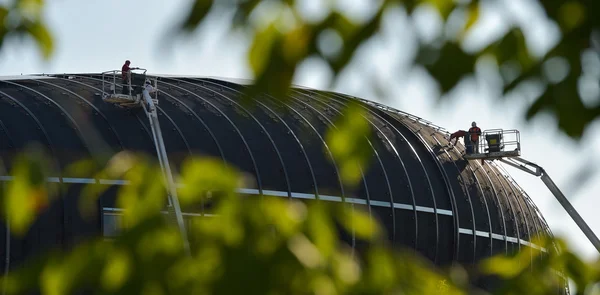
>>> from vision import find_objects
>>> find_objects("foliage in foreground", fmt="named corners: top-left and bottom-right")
top-left (0, 151), bottom-right (597, 294)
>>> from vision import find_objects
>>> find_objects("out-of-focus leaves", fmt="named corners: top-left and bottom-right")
top-left (15, 0), bottom-right (44, 16)
top-left (171, 0), bottom-right (600, 140)
top-left (0, 0), bottom-right (53, 59)
top-left (319, 9), bottom-right (385, 74)
top-left (421, 0), bottom-right (458, 20)
top-left (78, 151), bottom-right (139, 219)
top-left (0, 7), bottom-right (9, 47)
top-left (336, 204), bottom-right (382, 240)
top-left (1, 153), bottom-right (593, 295)
top-left (178, 156), bottom-right (241, 206)
top-left (558, 1), bottom-right (586, 32)
top-left (476, 236), bottom-right (583, 295)
top-left (480, 252), bottom-right (529, 279)
top-left (507, 25), bottom-right (599, 138)
top-left (22, 21), bottom-right (52, 58)
top-left (244, 25), bottom-right (307, 102)
top-left (101, 248), bottom-right (131, 291)
top-left (117, 159), bottom-right (166, 229)
top-left (462, 2), bottom-right (480, 36)
top-left (484, 28), bottom-right (534, 83)
top-left (306, 202), bottom-right (337, 258)
top-left (2, 146), bottom-right (57, 235)
top-left (178, 0), bottom-right (214, 32)
top-left (393, 249), bottom-right (466, 294)
top-left (419, 42), bottom-right (477, 93)
top-left (256, 197), bottom-right (306, 238)
top-left (288, 233), bottom-right (324, 269)
top-left (325, 101), bottom-right (372, 187)
top-left (248, 24), bottom-right (280, 79)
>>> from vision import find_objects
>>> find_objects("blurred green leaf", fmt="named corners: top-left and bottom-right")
top-left (23, 21), bottom-right (53, 59)
top-left (179, 156), bottom-right (240, 206)
top-left (256, 197), bottom-right (306, 238)
top-left (117, 159), bottom-right (167, 228)
top-left (485, 28), bottom-right (533, 72)
top-left (480, 254), bottom-right (527, 279)
top-left (101, 248), bottom-right (131, 291)
top-left (326, 101), bottom-right (372, 187)
top-left (422, 0), bottom-right (457, 20)
top-left (337, 204), bottom-right (382, 240)
top-left (0, 7), bottom-right (9, 47)
top-left (306, 202), bottom-right (337, 258)
top-left (419, 42), bottom-right (477, 93)
top-left (15, 0), bottom-right (44, 17)
top-left (557, 1), bottom-right (586, 32)
top-left (178, 0), bottom-right (214, 32)
top-left (3, 147), bottom-right (56, 235)
top-left (0, 0), bottom-right (53, 59)
top-left (288, 233), bottom-right (324, 269)
top-left (249, 24), bottom-right (279, 78)
top-left (510, 25), bottom-right (598, 138)
top-left (461, 2), bottom-right (480, 38)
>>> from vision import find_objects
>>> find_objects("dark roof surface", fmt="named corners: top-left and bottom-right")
top-left (0, 73), bottom-right (552, 267)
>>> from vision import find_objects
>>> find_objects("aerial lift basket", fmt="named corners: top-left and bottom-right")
top-left (101, 68), bottom-right (158, 108)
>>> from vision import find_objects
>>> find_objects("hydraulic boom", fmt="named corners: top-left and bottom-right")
top-left (499, 157), bottom-right (600, 253)
top-left (141, 88), bottom-right (191, 256)
top-left (101, 69), bottom-right (190, 256)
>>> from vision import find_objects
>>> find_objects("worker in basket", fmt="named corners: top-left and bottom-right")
top-left (468, 121), bottom-right (482, 154)
top-left (464, 132), bottom-right (473, 154)
top-left (121, 60), bottom-right (139, 94)
top-left (144, 79), bottom-right (157, 95)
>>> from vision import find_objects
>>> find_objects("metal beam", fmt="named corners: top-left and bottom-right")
top-left (499, 158), bottom-right (541, 176)
top-left (500, 157), bottom-right (600, 253)
top-left (540, 170), bottom-right (600, 253)
top-left (142, 89), bottom-right (191, 256)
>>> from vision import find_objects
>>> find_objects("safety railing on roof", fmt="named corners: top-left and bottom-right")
top-left (354, 98), bottom-right (451, 135)
top-left (288, 83), bottom-right (451, 135)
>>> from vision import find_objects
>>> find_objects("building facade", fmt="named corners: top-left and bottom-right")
top-left (0, 74), bottom-right (559, 291)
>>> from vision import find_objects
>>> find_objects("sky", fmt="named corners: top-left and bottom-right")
top-left (1, 0), bottom-right (599, 261)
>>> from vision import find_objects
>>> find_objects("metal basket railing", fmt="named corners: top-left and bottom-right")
top-left (465, 129), bottom-right (520, 154)
top-left (101, 68), bottom-right (147, 97)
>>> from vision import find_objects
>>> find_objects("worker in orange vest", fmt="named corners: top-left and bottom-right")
top-left (468, 122), bottom-right (482, 154)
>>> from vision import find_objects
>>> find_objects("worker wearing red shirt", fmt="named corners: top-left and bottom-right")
top-left (468, 122), bottom-right (482, 153)
top-left (121, 60), bottom-right (138, 94)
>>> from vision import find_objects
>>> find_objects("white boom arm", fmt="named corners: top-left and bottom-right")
top-left (499, 157), bottom-right (600, 253)
top-left (142, 88), bottom-right (191, 256)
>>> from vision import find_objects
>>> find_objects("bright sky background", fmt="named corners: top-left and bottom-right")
top-left (1, 0), bottom-right (599, 261)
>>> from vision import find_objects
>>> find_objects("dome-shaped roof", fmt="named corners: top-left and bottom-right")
top-left (0, 73), bottom-right (552, 270)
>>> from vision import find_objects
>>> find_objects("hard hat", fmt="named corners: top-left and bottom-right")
top-left (145, 79), bottom-right (151, 84)
top-left (472, 121), bottom-right (476, 127)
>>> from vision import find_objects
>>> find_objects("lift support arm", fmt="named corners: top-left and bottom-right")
top-left (142, 89), bottom-right (191, 256)
top-left (499, 157), bottom-right (600, 253)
